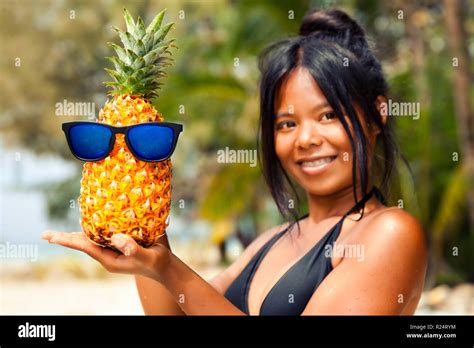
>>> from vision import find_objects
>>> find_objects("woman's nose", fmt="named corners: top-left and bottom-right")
top-left (295, 123), bottom-right (323, 149)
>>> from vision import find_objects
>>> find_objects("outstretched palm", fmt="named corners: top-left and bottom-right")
top-left (42, 231), bottom-right (169, 280)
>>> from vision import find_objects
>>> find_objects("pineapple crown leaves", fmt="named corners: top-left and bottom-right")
top-left (104, 8), bottom-right (176, 100)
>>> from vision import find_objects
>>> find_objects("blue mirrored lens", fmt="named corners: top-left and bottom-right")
top-left (127, 124), bottom-right (174, 161)
top-left (68, 124), bottom-right (112, 160)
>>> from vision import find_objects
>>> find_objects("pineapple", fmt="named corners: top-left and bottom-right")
top-left (79, 8), bottom-right (176, 248)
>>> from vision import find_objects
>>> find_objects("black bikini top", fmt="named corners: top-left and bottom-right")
top-left (224, 188), bottom-right (377, 315)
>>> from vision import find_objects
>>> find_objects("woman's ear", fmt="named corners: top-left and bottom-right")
top-left (376, 95), bottom-right (388, 126)
top-left (368, 95), bottom-right (388, 136)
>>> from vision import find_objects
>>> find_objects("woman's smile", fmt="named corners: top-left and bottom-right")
top-left (297, 154), bottom-right (337, 175)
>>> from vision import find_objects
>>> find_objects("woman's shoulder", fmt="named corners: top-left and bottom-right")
top-left (367, 206), bottom-right (424, 235)
top-left (358, 206), bottom-right (427, 260)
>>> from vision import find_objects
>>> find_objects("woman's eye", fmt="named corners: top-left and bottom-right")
top-left (276, 121), bottom-right (296, 130)
top-left (321, 112), bottom-right (336, 121)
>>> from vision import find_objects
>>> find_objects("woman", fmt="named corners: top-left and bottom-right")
top-left (42, 9), bottom-right (427, 315)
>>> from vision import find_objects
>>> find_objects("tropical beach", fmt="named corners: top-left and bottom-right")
top-left (1, 0), bottom-right (473, 319)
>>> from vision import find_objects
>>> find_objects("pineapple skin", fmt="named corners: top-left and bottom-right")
top-left (79, 95), bottom-right (171, 248)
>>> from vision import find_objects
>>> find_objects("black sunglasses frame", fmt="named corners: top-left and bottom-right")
top-left (62, 121), bottom-right (183, 162)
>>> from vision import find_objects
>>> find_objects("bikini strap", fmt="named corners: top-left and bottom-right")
top-left (322, 187), bottom-right (373, 238)
top-left (342, 187), bottom-right (375, 219)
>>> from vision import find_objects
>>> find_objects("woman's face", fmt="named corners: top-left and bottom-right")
top-left (274, 67), bottom-right (374, 197)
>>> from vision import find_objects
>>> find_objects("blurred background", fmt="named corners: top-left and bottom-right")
top-left (0, 0), bottom-right (473, 315)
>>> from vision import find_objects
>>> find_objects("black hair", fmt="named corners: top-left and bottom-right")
top-left (257, 9), bottom-right (398, 229)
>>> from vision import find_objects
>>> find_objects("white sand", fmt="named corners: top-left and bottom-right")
top-left (1, 277), bottom-right (144, 315)
top-left (0, 266), bottom-right (224, 315)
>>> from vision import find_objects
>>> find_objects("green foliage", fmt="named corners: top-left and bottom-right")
top-left (199, 163), bottom-right (262, 221)
top-left (435, 271), bottom-right (467, 287)
top-left (104, 8), bottom-right (176, 100)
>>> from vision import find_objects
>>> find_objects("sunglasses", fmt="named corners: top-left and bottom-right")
top-left (62, 121), bottom-right (183, 162)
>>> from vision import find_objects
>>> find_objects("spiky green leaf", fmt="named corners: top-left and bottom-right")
top-left (112, 26), bottom-right (134, 50)
top-left (123, 8), bottom-right (135, 35)
top-left (124, 31), bottom-right (137, 50)
top-left (133, 39), bottom-right (146, 56)
top-left (153, 22), bottom-right (173, 46)
top-left (146, 9), bottom-right (166, 33)
top-left (131, 56), bottom-right (146, 70)
top-left (105, 56), bottom-right (133, 76)
top-left (108, 42), bottom-right (130, 65)
top-left (134, 17), bottom-right (146, 39)
top-left (104, 68), bottom-right (126, 83)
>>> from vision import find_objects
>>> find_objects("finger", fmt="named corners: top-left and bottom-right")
top-left (41, 230), bottom-right (55, 240)
top-left (111, 233), bottom-right (157, 266)
top-left (42, 231), bottom-right (86, 250)
top-left (44, 230), bottom-right (138, 273)
top-left (43, 230), bottom-right (118, 260)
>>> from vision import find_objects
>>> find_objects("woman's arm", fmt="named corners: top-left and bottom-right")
top-left (134, 233), bottom-right (185, 315)
top-left (153, 250), bottom-right (246, 315)
top-left (301, 208), bottom-right (428, 315)
top-left (135, 275), bottom-right (185, 315)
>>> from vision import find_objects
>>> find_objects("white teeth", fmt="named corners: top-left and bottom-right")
top-left (301, 157), bottom-right (335, 167)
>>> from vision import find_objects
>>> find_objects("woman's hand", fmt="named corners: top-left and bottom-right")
top-left (41, 231), bottom-right (170, 281)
